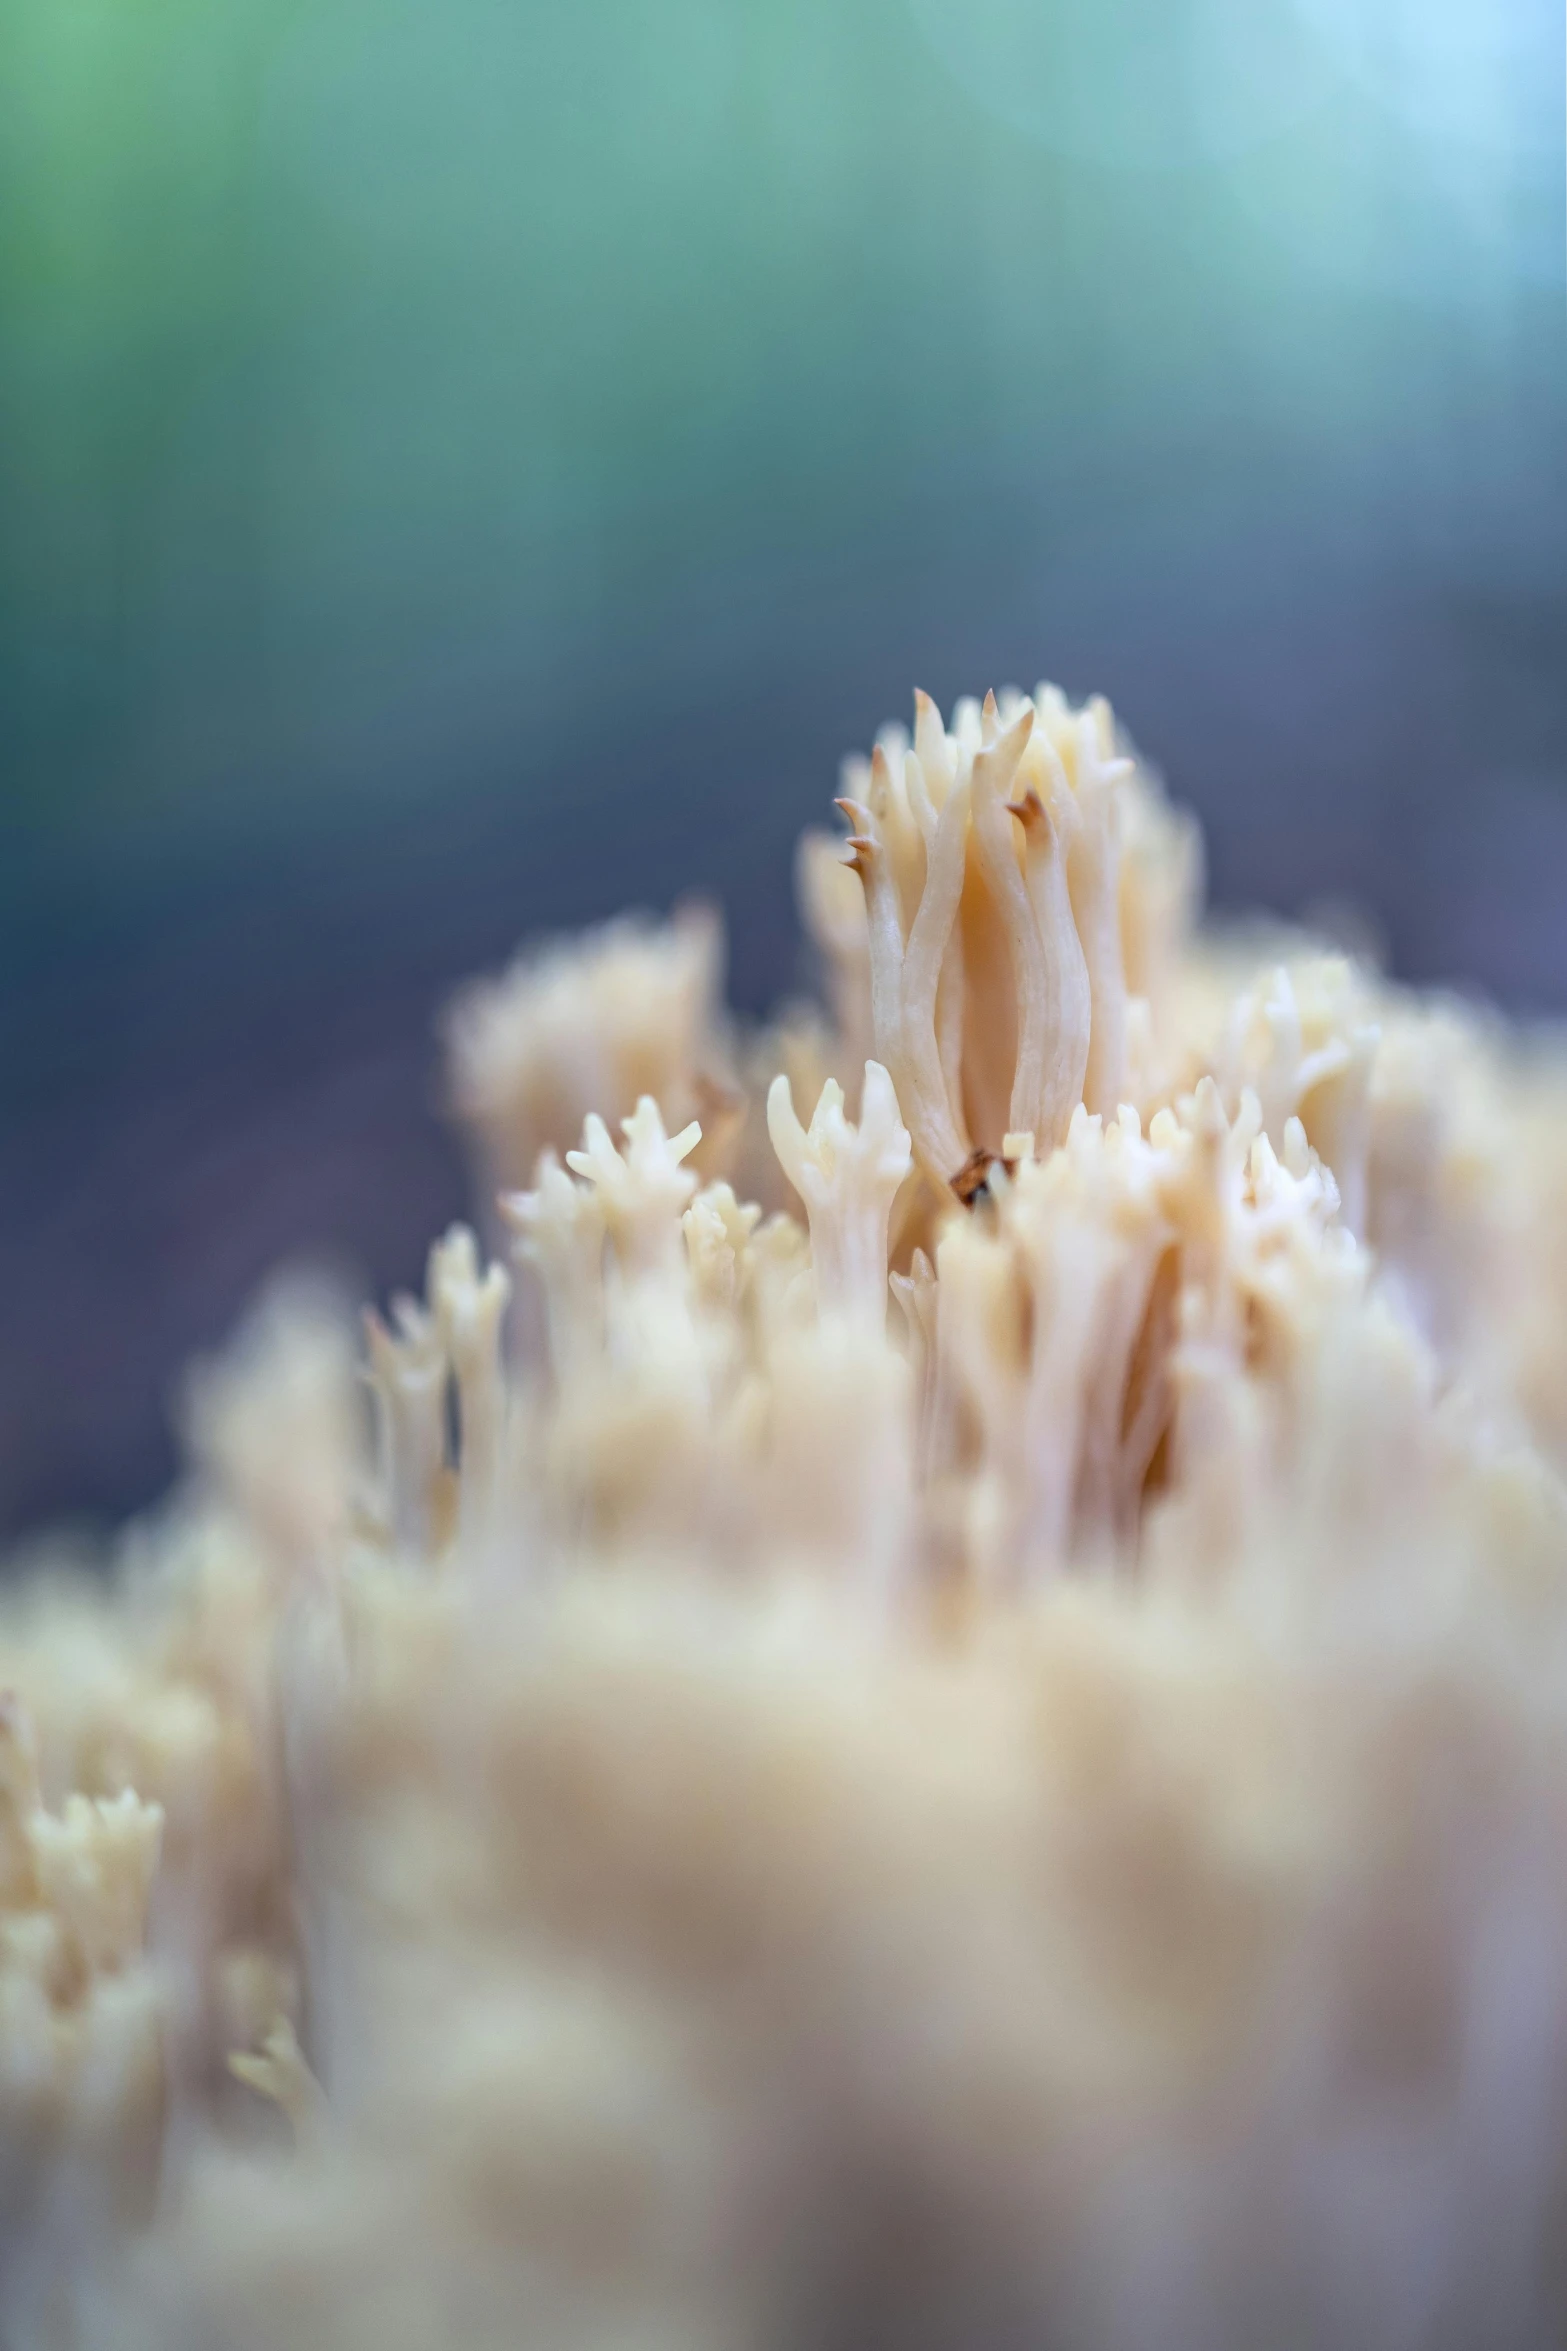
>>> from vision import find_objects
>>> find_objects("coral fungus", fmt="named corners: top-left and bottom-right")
top-left (8, 684), bottom-right (1567, 2349)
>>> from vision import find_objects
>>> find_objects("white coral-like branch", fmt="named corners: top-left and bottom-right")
top-left (428, 1225), bottom-right (512, 1542)
top-left (766, 1060), bottom-right (912, 1327)
top-left (362, 1294), bottom-right (448, 1558)
top-left (565, 1098), bottom-right (703, 1278)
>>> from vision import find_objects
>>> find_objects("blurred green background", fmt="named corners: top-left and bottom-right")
top-left (1, 0), bottom-right (1563, 1533)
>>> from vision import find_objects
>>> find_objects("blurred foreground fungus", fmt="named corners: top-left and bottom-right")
top-left (10, 684), bottom-right (1567, 2347)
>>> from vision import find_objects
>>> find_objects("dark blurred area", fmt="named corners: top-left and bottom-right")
top-left (1, 0), bottom-right (1564, 1540)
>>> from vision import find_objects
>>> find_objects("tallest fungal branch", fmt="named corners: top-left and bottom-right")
top-left (7, 681), bottom-right (1567, 2351)
top-left (841, 687), bottom-right (1135, 1189)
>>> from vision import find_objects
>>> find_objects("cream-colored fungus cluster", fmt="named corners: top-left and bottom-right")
top-left (9, 685), bottom-right (1567, 2348)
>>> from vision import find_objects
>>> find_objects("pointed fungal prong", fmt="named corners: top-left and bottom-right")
top-left (972, 701), bottom-right (1035, 799)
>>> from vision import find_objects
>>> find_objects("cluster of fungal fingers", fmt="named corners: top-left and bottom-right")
top-left (832, 687), bottom-right (1195, 1197)
top-left (9, 683), bottom-right (1567, 2351)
